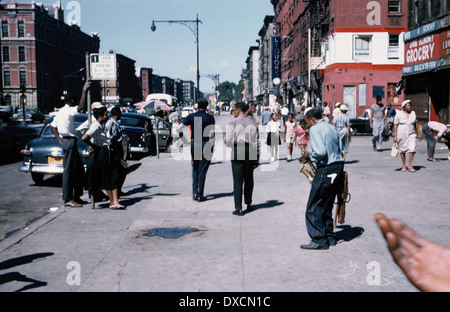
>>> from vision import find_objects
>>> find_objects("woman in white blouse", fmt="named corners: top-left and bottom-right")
top-left (266, 113), bottom-right (282, 162)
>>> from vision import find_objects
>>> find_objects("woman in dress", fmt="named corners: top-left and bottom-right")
top-left (284, 113), bottom-right (297, 162)
top-left (393, 100), bottom-right (422, 173)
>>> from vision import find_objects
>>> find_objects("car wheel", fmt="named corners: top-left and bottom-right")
top-left (31, 173), bottom-right (45, 184)
top-left (351, 128), bottom-right (358, 136)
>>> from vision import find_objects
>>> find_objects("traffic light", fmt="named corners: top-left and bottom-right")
top-left (20, 84), bottom-right (26, 93)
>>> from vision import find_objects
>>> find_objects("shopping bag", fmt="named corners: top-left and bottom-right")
top-left (391, 142), bottom-right (399, 158)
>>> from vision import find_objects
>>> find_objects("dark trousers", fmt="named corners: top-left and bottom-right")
top-left (191, 141), bottom-right (212, 198)
top-left (61, 137), bottom-right (84, 202)
top-left (305, 162), bottom-right (344, 246)
top-left (231, 145), bottom-right (257, 210)
top-left (422, 123), bottom-right (436, 158)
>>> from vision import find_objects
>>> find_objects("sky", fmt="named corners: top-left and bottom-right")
top-left (60, 0), bottom-right (274, 94)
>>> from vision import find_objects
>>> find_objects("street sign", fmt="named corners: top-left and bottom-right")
top-left (90, 53), bottom-right (116, 80)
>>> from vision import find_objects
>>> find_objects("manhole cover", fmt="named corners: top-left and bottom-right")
top-left (143, 227), bottom-right (200, 239)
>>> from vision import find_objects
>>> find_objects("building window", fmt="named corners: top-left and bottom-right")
top-left (17, 20), bottom-right (25, 38)
top-left (19, 69), bottom-right (27, 86)
top-left (2, 46), bottom-right (10, 62)
top-left (354, 36), bottom-right (372, 60)
top-left (388, 1), bottom-right (401, 14)
top-left (2, 20), bottom-right (9, 38)
top-left (388, 34), bottom-right (400, 59)
top-left (3, 70), bottom-right (11, 87)
top-left (18, 47), bottom-right (26, 62)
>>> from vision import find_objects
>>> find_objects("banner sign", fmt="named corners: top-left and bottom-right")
top-left (272, 36), bottom-right (281, 81)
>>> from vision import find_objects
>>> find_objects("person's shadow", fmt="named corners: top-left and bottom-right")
top-left (334, 225), bottom-right (364, 244)
top-left (0, 253), bottom-right (53, 292)
top-left (244, 200), bottom-right (285, 215)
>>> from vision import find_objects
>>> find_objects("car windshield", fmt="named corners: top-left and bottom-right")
top-left (119, 117), bottom-right (146, 128)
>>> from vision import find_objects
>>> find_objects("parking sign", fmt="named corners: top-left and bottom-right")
top-left (90, 53), bottom-right (116, 80)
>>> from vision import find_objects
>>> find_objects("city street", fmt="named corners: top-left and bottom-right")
top-left (0, 113), bottom-right (449, 293)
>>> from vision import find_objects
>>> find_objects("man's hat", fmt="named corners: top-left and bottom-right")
top-left (92, 102), bottom-right (104, 109)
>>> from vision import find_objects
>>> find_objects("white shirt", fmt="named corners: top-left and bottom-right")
top-left (266, 120), bottom-right (281, 134)
top-left (281, 107), bottom-right (289, 116)
top-left (50, 104), bottom-right (79, 137)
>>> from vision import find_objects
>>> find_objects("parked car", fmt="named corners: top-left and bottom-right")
top-left (0, 111), bottom-right (39, 162)
top-left (152, 117), bottom-right (173, 151)
top-left (14, 108), bottom-right (46, 124)
top-left (19, 114), bottom-right (129, 184)
top-left (349, 109), bottom-right (372, 136)
top-left (119, 113), bottom-right (156, 157)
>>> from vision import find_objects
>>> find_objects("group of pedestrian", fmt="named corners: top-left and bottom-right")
top-left (368, 96), bottom-right (450, 172)
top-left (51, 80), bottom-right (127, 210)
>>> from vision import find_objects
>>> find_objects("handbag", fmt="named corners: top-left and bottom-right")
top-left (391, 142), bottom-right (399, 158)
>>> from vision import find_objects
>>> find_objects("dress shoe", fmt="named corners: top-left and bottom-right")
top-left (193, 194), bottom-right (198, 201)
top-left (300, 242), bottom-right (329, 250)
top-left (198, 197), bottom-right (207, 203)
top-left (246, 205), bottom-right (254, 212)
top-left (233, 209), bottom-right (244, 216)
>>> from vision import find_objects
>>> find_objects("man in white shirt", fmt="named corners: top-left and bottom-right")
top-left (51, 80), bottom-right (91, 207)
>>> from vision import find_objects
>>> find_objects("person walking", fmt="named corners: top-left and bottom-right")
top-left (386, 102), bottom-right (397, 136)
top-left (393, 100), bottom-right (422, 173)
top-left (177, 99), bottom-right (215, 202)
top-left (296, 119), bottom-right (309, 156)
top-left (322, 102), bottom-right (331, 123)
top-left (105, 106), bottom-right (127, 197)
top-left (333, 104), bottom-right (352, 160)
top-left (284, 113), bottom-right (297, 161)
top-left (261, 107), bottom-right (272, 126)
top-left (370, 95), bottom-right (387, 152)
top-left (51, 79), bottom-right (91, 208)
top-left (422, 121), bottom-right (450, 162)
top-left (82, 104), bottom-right (125, 209)
top-left (299, 108), bottom-right (344, 250)
top-left (266, 113), bottom-right (282, 162)
top-left (226, 102), bottom-right (260, 216)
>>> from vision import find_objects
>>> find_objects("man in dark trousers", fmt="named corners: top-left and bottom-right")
top-left (299, 108), bottom-right (344, 250)
top-left (177, 99), bottom-right (215, 202)
top-left (51, 79), bottom-right (91, 207)
top-left (226, 102), bottom-right (260, 216)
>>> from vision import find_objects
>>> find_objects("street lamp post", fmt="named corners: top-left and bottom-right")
top-left (151, 14), bottom-right (202, 102)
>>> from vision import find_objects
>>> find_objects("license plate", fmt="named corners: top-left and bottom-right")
top-left (48, 157), bottom-right (63, 165)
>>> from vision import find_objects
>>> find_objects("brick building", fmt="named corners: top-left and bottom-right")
top-left (321, 0), bottom-right (408, 118)
top-left (0, 0), bottom-right (100, 113)
top-left (271, 0), bottom-right (408, 117)
top-left (99, 50), bottom-right (140, 105)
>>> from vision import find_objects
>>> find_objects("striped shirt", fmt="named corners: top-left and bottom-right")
top-left (334, 113), bottom-right (349, 130)
top-left (86, 120), bottom-right (109, 147)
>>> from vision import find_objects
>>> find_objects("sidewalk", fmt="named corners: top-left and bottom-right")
top-left (0, 114), bottom-right (449, 292)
